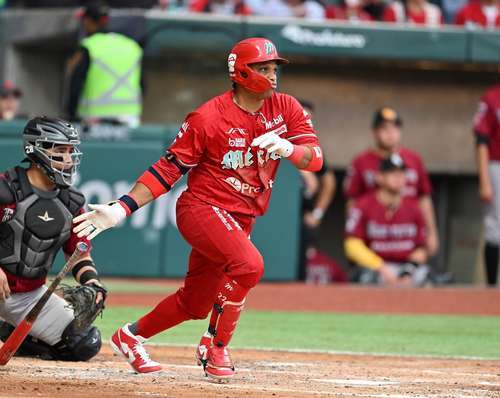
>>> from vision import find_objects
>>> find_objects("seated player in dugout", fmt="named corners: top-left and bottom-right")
top-left (343, 107), bottom-right (439, 258)
top-left (0, 117), bottom-right (106, 361)
top-left (297, 99), bottom-right (336, 280)
top-left (344, 154), bottom-right (431, 286)
top-left (73, 37), bottom-right (323, 381)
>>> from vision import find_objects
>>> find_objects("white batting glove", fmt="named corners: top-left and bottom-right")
top-left (251, 132), bottom-right (294, 158)
top-left (73, 202), bottom-right (127, 240)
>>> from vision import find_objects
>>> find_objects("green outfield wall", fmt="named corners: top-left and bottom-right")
top-left (0, 121), bottom-right (302, 280)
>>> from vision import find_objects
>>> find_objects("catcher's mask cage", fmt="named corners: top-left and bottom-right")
top-left (22, 117), bottom-right (82, 187)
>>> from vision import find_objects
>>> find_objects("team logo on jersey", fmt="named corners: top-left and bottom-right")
top-left (226, 127), bottom-right (246, 135)
top-left (1, 208), bottom-right (14, 222)
top-left (38, 211), bottom-right (55, 222)
top-left (228, 137), bottom-right (246, 148)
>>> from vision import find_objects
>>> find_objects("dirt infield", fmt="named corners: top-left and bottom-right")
top-left (1, 345), bottom-right (499, 398)
top-left (107, 281), bottom-right (500, 316)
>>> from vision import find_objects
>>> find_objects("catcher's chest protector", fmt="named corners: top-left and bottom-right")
top-left (0, 166), bottom-right (84, 279)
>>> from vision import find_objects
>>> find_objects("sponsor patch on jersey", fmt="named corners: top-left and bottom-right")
top-left (266, 124), bottom-right (288, 136)
top-left (226, 127), bottom-right (247, 135)
top-left (228, 137), bottom-right (246, 148)
top-left (264, 114), bottom-right (284, 130)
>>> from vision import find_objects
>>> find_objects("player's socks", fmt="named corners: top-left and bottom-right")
top-left (208, 276), bottom-right (249, 347)
top-left (136, 294), bottom-right (190, 338)
top-left (485, 242), bottom-right (499, 286)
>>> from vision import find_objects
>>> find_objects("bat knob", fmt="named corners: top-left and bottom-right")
top-left (76, 242), bottom-right (89, 253)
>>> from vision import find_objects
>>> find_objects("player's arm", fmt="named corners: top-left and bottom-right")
top-left (418, 195), bottom-right (439, 256)
top-left (0, 175), bottom-right (15, 300)
top-left (74, 114), bottom-right (206, 240)
top-left (477, 142), bottom-right (492, 202)
top-left (474, 97), bottom-right (494, 202)
top-left (344, 205), bottom-right (398, 284)
top-left (251, 96), bottom-right (323, 171)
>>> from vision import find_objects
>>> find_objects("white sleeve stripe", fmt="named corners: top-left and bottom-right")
top-left (177, 158), bottom-right (198, 168)
top-left (288, 134), bottom-right (317, 141)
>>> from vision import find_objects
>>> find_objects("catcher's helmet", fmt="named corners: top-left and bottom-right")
top-left (22, 116), bottom-right (82, 187)
top-left (228, 38), bottom-right (289, 94)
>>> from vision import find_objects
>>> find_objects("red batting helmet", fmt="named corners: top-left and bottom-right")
top-left (228, 38), bottom-right (289, 94)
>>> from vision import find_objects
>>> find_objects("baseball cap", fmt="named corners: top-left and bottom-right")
top-left (379, 153), bottom-right (406, 172)
top-left (75, 2), bottom-right (110, 22)
top-left (372, 107), bottom-right (403, 129)
top-left (0, 80), bottom-right (22, 98)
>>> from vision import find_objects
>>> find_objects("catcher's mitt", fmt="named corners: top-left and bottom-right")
top-left (59, 283), bottom-right (107, 331)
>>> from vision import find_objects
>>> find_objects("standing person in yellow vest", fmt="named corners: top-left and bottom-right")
top-left (66, 2), bottom-right (144, 128)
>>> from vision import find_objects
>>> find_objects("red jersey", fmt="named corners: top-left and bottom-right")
top-left (473, 85), bottom-right (500, 161)
top-left (143, 91), bottom-right (320, 216)
top-left (345, 192), bottom-right (426, 263)
top-left (383, 1), bottom-right (443, 25)
top-left (343, 147), bottom-right (432, 200)
top-left (455, 1), bottom-right (500, 28)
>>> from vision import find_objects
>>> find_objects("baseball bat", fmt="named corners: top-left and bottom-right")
top-left (0, 241), bottom-right (89, 366)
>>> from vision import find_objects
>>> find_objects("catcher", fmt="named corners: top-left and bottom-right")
top-left (0, 116), bottom-right (106, 361)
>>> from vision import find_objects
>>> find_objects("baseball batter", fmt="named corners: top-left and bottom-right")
top-left (0, 117), bottom-right (106, 361)
top-left (73, 38), bottom-right (323, 381)
top-left (474, 84), bottom-right (500, 286)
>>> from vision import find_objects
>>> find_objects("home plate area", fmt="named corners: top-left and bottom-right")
top-left (0, 345), bottom-right (499, 398)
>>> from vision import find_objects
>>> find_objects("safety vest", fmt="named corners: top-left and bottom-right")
top-left (77, 32), bottom-right (143, 119)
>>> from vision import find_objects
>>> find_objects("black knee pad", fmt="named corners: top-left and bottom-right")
top-left (0, 320), bottom-right (55, 359)
top-left (53, 320), bottom-right (102, 361)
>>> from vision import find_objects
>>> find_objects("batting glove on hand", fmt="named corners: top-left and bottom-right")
top-left (73, 202), bottom-right (127, 240)
top-left (251, 132), bottom-right (294, 158)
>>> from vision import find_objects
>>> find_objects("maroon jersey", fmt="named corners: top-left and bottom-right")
top-left (143, 90), bottom-right (320, 216)
top-left (345, 192), bottom-right (427, 263)
top-left (343, 147), bottom-right (432, 200)
top-left (474, 85), bottom-right (500, 161)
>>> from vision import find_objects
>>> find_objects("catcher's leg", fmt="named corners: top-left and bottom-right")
top-left (0, 286), bottom-right (100, 361)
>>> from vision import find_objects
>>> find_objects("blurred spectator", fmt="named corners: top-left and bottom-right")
top-left (362, 0), bottom-right (388, 20)
top-left (383, 0), bottom-right (444, 25)
top-left (298, 100), bottom-right (336, 280)
top-left (344, 154), bottom-right (431, 287)
top-left (326, 0), bottom-right (373, 21)
top-left (343, 107), bottom-right (439, 257)
top-left (190, 0), bottom-right (252, 14)
top-left (247, 0), bottom-right (326, 19)
top-left (473, 84), bottom-right (500, 286)
top-left (0, 81), bottom-right (23, 121)
top-left (66, 1), bottom-right (144, 128)
top-left (455, 0), bottom-right (500, 29)
top-left (441, 0), bottom-right (468, 23)
top-left (157, 0), bottom-right (190, 11)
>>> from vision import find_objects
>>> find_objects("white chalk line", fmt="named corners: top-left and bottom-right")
top-left (145, 341), bottom-right (500, 362)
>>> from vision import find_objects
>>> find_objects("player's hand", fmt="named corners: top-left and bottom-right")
top-left (0, 268), bottom-right (11, 301)
top-left (251, 132), bottom-right (294, 158)
top-left (479, 182), bottom-right (493, 203)
top-left (304, 212), bottom-right (321, 228)
top-left (73, 202), bottom-right (127, 240)
top-left (378, 264), bottom-right (398, 286)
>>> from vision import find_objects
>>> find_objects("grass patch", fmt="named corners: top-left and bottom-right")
top-left (95, 307), bottom-right (500, 359)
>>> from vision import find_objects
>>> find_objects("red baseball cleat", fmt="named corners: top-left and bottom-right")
top-left (204, 345), bottom-right (235, 382)
top-left (195, 334), bottom-right (212, 367)
top-left (110, 324), bottom-right (162, 374)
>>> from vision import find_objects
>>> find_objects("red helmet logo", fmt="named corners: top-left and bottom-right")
top-left (228, 37), bottom-right (289, 94)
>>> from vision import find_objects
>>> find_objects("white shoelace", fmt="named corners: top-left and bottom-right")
top-left (133, 343), bottom-right (154, 364)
